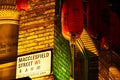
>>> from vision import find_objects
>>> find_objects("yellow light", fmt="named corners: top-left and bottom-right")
top-left (76, 29), bottom-right (98, 56)
top-left (0, 62), bottom-right (16, 68)
top-left (109, 66), bottom-right (120, 80)
top-left (0, 10), bottom-right (19, 20)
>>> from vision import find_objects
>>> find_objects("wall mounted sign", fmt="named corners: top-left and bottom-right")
top-left (16, 50), bottom-right (52, 79)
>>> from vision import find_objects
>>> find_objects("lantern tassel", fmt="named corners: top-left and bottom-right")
top-left (70, 35), bottom-right (76, 79)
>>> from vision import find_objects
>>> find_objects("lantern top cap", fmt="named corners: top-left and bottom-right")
top-left (0, 10), bottom-right (19, 20)
top-left (0, 10), bottom-right (19, 24)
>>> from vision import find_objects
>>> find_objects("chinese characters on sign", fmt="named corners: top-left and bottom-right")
top-left (16, 50), bottom-right (52, 78)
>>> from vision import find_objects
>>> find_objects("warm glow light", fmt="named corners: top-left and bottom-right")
top-left (61, 0), bottom-right (84, 41)
top-left (0, 62), bottom-right (16, 80)
top-left (0, 62), bottom-right (16, 68)
top-left (76, 29), bottom-right (98, 56)
top-left (32, 75), bottom-right (54, 80)
top-left (0, 10), bottom-right (19, 20)
top-left (0, 20), bottom-right (19, 24)
top-left (18, 0), bottom-right (55, 55)
top-left (109, 66), bottom-right (120, 80)
top-left (16, 0), bottom-right (30, 11)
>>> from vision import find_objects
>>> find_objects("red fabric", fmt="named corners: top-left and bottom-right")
top-left (86, 0), bottom-right (110, 38)
top-left (99, 0), bottom-right (110, 36)
top-left (68, 0), bottom-right (84, 35)
top-left (86, 0), bottom-right (100, 38)
top-left (61, 0), bottom-right (84, 40)
top-left (61, 0), bottom-right (70, 40)
top-left (16, 0), bottom-right (29, 11)
top-left (102, 11), bottom-right (120, 49)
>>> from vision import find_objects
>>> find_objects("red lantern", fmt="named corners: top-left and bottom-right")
top-left (61, 1), bottom-right (70, 40)
top-left (61, 0), bottom-right (84, 40)
top-left (99, 0), bottom-right (110, 37)
top-left (86, 0), bottom-right (99, 38)
top-left (101, 11), bottom-right (120, 49)
top-left (16, 0), bottom-right (29, 11)
top-left (86, 0), bottom-right (110, 39)
top-left (61, 0), bottom-right (84, 79)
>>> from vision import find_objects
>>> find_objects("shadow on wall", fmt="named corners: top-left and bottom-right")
top-left (13, 77), bottom-right (31, 80)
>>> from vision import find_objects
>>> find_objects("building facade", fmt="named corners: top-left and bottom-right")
top-left (0, 0), bottom-right (120, 80)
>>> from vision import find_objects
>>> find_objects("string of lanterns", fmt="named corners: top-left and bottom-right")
top-left (15, 0), bottom-right (120, 79)
top-left (86, 0), bottom-right (120, 51)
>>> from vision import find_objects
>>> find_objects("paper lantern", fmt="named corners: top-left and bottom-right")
top-left (16, 0), bottom-right (29, 11)
top-left (101, 10), bottom-right (120, 49)
top-left (61, 0), bottom-right (84, 79)
top-left (86, 0), bottom-right (110, 39)
top-left (61, 1), bottom-right (70, 40)
top-left (61, 0), bottom-right (84, 40)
